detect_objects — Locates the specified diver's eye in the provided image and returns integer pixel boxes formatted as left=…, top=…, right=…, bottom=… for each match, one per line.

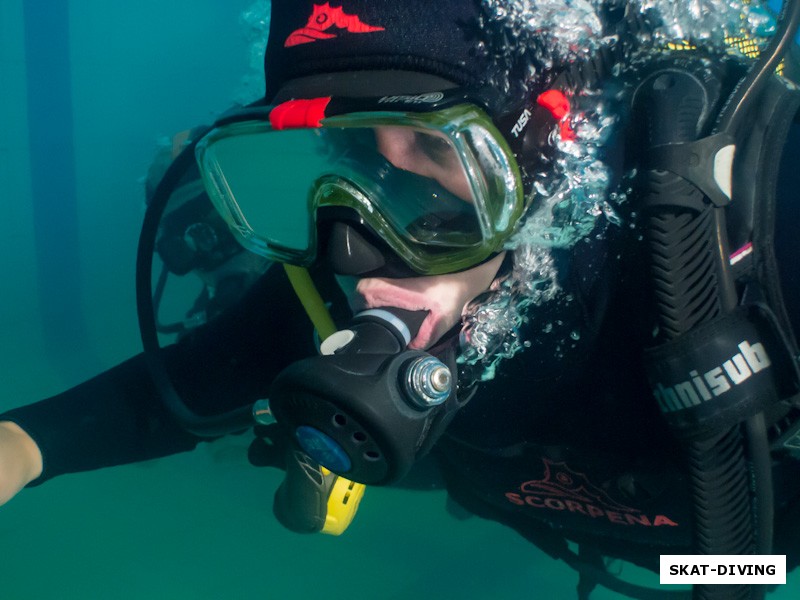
left=415, top=131, right=454, bottom=166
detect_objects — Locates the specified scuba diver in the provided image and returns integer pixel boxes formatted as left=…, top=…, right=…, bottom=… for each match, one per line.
left=2, top=0, right=800, bottom=597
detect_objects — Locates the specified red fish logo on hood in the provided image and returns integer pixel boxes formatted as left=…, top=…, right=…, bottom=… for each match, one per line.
left=285, top=3, right=385, bottom=47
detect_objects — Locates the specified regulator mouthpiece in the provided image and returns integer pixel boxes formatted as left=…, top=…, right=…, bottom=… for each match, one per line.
left=268, top=308, right=455, bottom=485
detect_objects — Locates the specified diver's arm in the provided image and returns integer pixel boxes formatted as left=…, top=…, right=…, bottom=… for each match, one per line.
left=0, top=421, right=43, bottom=506
left=0, top=263, right=337, bottom=504
left=0, top=354, right=202, bottom=495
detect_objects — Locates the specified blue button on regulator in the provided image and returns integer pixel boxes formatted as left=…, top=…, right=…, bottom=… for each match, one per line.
left=295, top=425, right=353, bottom=473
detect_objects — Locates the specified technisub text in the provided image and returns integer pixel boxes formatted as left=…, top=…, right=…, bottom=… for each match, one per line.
left=653, top=340, right=771, bottom=413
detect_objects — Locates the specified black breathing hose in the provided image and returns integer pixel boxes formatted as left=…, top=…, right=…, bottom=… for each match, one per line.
left=136, top=129, right=255, bottom=437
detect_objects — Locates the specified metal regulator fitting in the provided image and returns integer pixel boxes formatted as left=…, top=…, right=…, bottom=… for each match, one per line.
left=403, top=355, right=452, bottom=408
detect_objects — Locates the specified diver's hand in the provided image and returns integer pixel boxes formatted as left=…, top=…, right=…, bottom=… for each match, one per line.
left=0, top=421, right=43, bottom=506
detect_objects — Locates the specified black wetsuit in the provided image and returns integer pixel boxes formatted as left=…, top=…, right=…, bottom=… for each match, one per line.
left=4, top=103, right=800, bottom=582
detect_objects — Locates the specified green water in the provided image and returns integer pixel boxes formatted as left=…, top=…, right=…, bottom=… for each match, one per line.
left=0, top=1, right=797, bottom=598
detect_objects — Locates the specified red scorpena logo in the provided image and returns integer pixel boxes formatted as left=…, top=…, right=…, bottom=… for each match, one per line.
left=505, top=459, right=679, bottom=528
left=285, top=3, right=385, bottom=47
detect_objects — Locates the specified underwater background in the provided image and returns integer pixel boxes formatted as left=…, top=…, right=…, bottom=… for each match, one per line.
left=0, top=0, right=797, bottom=598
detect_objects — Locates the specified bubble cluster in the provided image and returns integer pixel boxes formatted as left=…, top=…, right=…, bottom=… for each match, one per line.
left=630, top=0, right=775, bottom=48
left=478, top=0, right=611, bottom=93
left=459, top=0, right=773, bottom=383
left=235, top=0, right=271, bottom=105
left=458, top=88, right=622, bottom=382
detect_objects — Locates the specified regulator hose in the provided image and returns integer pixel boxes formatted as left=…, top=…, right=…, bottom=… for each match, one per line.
left=136, top=128, right=256, bottom=436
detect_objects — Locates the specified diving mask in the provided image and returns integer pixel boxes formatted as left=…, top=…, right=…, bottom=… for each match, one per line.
left=194, top=91, right=526, bottom=275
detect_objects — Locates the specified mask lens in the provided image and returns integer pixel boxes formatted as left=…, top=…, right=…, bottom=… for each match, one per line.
left=196, top=104, right=522, bottom=273
left=332, top=126, right=482, bottom=247
left=198, top=123, right=325, bottom=261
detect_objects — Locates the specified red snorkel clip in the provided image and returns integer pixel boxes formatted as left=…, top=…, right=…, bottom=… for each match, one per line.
left=536, top=89, right=577, bottom=142
left=269, top=97, right=332, bottom=129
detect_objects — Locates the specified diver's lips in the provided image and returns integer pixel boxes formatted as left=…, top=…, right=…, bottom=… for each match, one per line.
left=355, top=280, right=443, bottom=350
left=354, top=254, right=506, bottom=350
left=285, top=28, right=337, bottom=47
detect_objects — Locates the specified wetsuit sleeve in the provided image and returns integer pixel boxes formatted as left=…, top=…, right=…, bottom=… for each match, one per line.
left=0, top=354, right=199, bottom=485
left=0, top=264, right=329, bottom=485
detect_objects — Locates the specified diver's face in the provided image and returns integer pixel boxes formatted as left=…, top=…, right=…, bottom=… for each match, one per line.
left=374, top=126, right=474, bottom=202
left=349, top=126, right=502, bottom=350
